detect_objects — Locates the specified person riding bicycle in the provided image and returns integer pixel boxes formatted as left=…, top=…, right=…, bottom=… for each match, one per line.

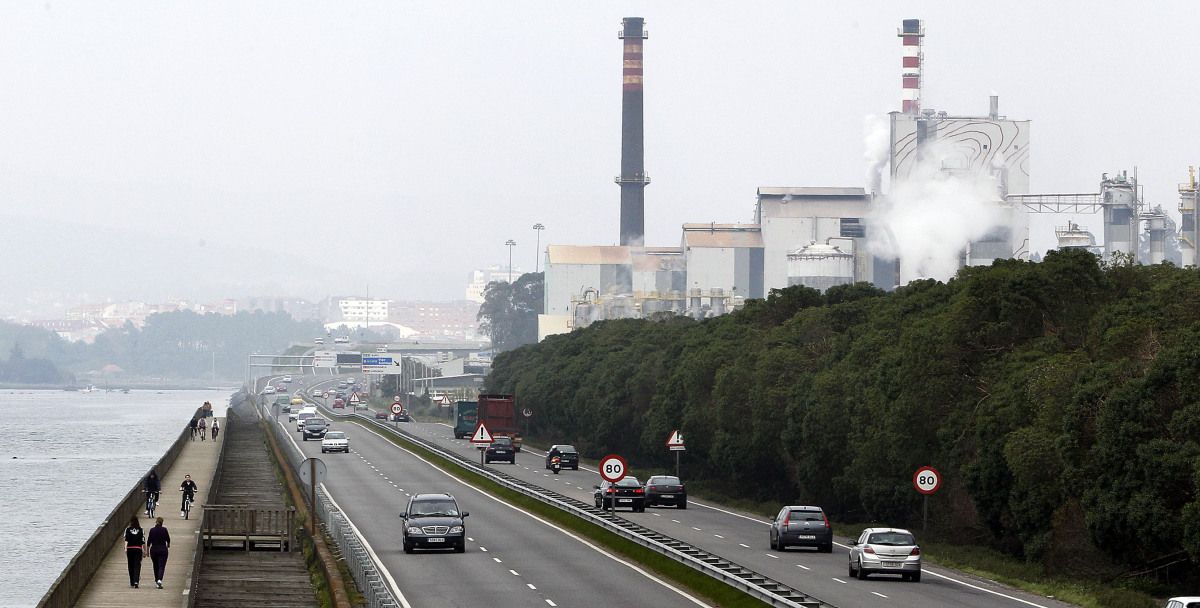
left=197, top=417, right=207, bottom=441
left=179, top=475, right=198, bottom=517
left=143, top=470, right=161, bottom=511
left=188, top=417, right=198, bottom=440
left=211, top=419, right=220, bottom=441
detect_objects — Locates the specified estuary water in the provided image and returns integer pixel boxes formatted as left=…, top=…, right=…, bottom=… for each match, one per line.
left=0, top=389, right=230, bottom=608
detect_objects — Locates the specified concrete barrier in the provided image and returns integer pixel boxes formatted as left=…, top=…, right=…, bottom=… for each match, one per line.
left=36, top=407, right=206, bottom=608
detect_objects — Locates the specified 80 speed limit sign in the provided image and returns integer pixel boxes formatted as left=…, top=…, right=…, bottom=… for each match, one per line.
left=599, top=454, right=627, bottom=483
left=913, top=466, right=942, bottom=495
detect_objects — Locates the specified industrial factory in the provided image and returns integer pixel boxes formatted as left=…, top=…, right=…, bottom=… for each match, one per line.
left=537, top=17, right=1194, bottom=340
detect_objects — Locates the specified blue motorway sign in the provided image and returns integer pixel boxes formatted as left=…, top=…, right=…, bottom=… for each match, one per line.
left=362, top=355, right=399, bottom=374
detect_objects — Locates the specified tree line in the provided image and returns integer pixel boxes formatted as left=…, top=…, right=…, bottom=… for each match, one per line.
left=484, top=249, right=1200, bottom=581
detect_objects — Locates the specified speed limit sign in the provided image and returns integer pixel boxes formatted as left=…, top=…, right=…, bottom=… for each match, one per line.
left=599, top=454, right=627, bottom=483
left=913, top=466, right=942, bottom=495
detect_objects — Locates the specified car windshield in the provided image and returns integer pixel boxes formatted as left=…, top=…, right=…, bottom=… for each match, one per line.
left=868, top=532, right=916, bottom=546
left=650, top=476, right=680, bottom=485
left=493, top=437, right=512, bottom=446
left=411, top=500, right=459, bottom=517
left=615, top=478, right=641, bottom=487
left=308, top=418, right=326, bottom=426
left=557, top=445, right=577, bottom=453
left=324, top=432, right=345, bottom=439
left=790, top=509, right=823, bottom=521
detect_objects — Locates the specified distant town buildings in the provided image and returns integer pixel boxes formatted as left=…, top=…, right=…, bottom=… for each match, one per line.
left=465, top=265, right=524, bottom=303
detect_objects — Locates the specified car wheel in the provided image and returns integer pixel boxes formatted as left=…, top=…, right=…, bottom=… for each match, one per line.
left=321, top=448, right=326, bottom=453
left=302, top=436, right=307, bottom=441
left=856, top=561, right=868, bottom=580
left=821, top=543, right=832, bottom=553
left=454, top=542, right=465, bottom=554
left=770, top=535, right=778, bottom=551
left=911, top=571, right=921, bottom=583
left=403, top=542, right=413, bottom=554
left=679, top=501, right=687, bottom=510
left=848, top=560, right=856, bottom=577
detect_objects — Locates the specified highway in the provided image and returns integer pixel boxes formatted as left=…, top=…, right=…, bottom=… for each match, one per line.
left=267, top=397, right=710, bottom=608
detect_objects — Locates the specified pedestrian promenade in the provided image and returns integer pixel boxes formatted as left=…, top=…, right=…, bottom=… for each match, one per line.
left=74, top=419, right=225, bottom=607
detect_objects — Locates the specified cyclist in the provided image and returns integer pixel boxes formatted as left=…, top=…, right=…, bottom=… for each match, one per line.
left=188, top=417, right=198, bottom=441
left=179, top=474, right=198, bottom=518
left=143, top=470, right=161, bottom=517
left=197, top=417, right=207, bottom=442
left=211, top=419, right=220, bottom=441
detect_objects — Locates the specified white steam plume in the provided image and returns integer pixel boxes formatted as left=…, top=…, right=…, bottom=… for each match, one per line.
left=868, top=138, right=1009, bottom=283
left=863, top=115, right=890, bottom=195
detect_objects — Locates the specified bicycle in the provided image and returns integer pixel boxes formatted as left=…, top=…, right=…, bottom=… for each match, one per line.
left=182, top=492, right=195, bottom=520
left=144, top=491, right=159, bottom=518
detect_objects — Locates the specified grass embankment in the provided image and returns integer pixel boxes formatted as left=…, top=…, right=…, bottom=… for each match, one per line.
left=345, top=417, right=774, bottom=608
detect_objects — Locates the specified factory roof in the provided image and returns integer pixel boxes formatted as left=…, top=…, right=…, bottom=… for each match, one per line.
left=757, top=187, right=868, bottom=198
left=546, top=245, right=632, bottom=265
left=681, top=224, right=764, bottom=248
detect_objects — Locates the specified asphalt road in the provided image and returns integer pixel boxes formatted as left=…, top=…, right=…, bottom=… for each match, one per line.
left=373, top=415, right=1080, bottom=608
left=271, top=408, right=709, bottom=608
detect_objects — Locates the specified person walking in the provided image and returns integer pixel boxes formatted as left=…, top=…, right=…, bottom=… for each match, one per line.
left=179, top=474, right=198, bottom=517
left=147, top=517, right=171, bottom=589
left=211, top=419, right=220, bottom=441
left=197, top=417, right=207, bottom=441
left=124, top=516, right=145, bottom=588
left=188, top=416, right=198, bottom=441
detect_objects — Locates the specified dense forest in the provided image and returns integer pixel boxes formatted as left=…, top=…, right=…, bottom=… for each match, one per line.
left=0, top=310, right=322, bottom=383
left=485, top=249, right=1200, bottom=580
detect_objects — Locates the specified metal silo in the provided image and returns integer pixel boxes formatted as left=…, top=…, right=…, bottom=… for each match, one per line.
left=1101, top=172, right=1139, bottom=260
left=787, top=243, right=855, bottom=293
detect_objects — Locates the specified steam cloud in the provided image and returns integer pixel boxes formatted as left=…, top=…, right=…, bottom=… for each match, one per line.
left=863, top=115, right=890, bottom=195
left=867, top=135, right=1010, bottom=283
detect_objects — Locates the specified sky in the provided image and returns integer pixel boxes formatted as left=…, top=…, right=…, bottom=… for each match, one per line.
left=2, top=1, right=1198, bottom=307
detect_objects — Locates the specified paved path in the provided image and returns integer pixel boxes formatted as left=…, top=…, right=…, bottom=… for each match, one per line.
left=75, top=419, right=225, bottom=607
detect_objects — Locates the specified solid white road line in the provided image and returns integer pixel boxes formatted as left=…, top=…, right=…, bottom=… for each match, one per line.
left=318, top=484, right=412, bottom=608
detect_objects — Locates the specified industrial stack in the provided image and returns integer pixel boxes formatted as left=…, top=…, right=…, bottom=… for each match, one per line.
left=617, top=17, right=650, bottom=247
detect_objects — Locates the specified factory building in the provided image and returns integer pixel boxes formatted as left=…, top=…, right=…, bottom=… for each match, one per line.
left=754, top=187, right=880, bottom=291
left=681, top=224, right=764, bottom=300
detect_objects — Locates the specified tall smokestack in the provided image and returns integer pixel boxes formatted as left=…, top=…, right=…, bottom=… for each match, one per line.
left=899, top=19, right=924, bottom=114
left=617, top=17, right=649, bottom=247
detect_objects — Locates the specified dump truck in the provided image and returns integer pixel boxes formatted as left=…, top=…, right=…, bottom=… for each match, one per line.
left=455, top=394, right=522, bottom=451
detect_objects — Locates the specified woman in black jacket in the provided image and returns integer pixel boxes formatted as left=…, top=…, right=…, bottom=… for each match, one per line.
left=124, top=516, right=145, bottom=588
left=147, top=517, right=171, bottom=589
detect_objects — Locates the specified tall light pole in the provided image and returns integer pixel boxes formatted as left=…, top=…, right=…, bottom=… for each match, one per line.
left=505, top=239, right=517, bottom=282
left=532, top=223, right=545, bottom=273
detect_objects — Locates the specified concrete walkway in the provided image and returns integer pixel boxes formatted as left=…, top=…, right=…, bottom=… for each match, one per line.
left=75, top=419, right=225, bottom=608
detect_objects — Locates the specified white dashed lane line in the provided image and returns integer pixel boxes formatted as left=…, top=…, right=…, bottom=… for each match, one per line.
left=796, top=564, right=810, bottom=571
left=872, top=592, right=888, bottom=598
left=832, top=578, right=847, bottom=584
left=546, top=600, right=557, bottom=607
left=713, top=534, right=724, bottom=539
left=509, top=569, right=520, bottom=576
left=766, top=554, right=779, bottom=559
left=493, top=557, right=502, bottom=563
left=738, top=543, right=750, bottom=548
left=527, top=584, right=537, bottom=590
left=691, top=527, right=701, bottom=531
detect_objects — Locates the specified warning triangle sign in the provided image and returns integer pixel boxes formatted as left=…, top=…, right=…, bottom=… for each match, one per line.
left=471, top=422, right=494, bottom=444
left=666, top=430, right=685, bottom=449
left=349, top=392, right=361, bottom=404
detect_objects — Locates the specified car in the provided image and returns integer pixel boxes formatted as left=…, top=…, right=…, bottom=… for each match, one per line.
left=770, top=505, right=831, bottom=552
left=848, top=527, right=922, bottom=582
left=393, top=410, right=412, bottom=422
left=484, top=437, right=516, bottom=463
left=312, top=389, right=324, bottom=398
left=400, top=493, right=468, bottom=553
left=262, top=386, right=276, bottom=395
left=335, top=391, right=347, bottom=399
left=290, top=397, right=304, bottom=406
left=302, top=417, right=329, bottom=441
left=374, top=410, right=390, bottom=420
left=334, top=336, right=349, bottom=344
left=347, top=377, right=357, bottom=384
left=282, top=376, right=292, bottom=383
left=337, top=382, right=348, bottom=390
left=296, top=407, right=318, bottom=431
left=645, top=475, right=687, bottom=509
left=314, top=337, right=324, bottom=344
left=280, top=404, right=292, bottom=414
left=1165, top=598, right=1200, bottom=608
left=333, top=398, right=345, bottom=409
left=545, top=445, right=579, bottom=470
left=594, top=477, right=645, bottom=512
left=275, top=386, right=288, bottom=394
left=321, top=430, right=350, bottom=453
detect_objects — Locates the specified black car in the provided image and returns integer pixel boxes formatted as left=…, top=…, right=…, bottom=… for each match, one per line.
left=302, top=417, right=329, bottom=441
left=770, top=505, right=833, bottom=552
left=393, top=411, right=412, bottom=422
left=485, top=437, right=516, bottom=464
left=400, top=493, right=468, bottom=553
left=594, top=477, right=645, bottom=512
left=545, top=445, right=579, bottom=470
left=644, top=475, right=687, bottom=509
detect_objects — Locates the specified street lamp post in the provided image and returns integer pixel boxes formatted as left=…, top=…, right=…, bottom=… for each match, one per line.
left=532, top=223, right=545, bottom=273
left=505, top=239, right=517, bottom=282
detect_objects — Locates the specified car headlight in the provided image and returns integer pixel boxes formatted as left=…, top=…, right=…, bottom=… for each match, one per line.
left=406, top=527, right=422, bottom=535
left=449, top=526, right=464, bottom=534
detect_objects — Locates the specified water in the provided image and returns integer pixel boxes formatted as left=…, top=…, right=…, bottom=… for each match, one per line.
left=0, top=389, right=230, bottom=608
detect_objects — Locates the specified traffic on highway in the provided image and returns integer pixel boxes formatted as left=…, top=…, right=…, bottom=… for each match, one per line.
left=255, top=372, right=1080, bottom=608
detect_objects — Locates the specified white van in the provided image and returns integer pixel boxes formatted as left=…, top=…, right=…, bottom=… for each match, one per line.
left=296, top=407, right=319, bottom=432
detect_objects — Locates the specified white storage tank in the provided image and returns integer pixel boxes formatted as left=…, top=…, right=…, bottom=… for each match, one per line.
left=787, top=243, right=854, bottom=293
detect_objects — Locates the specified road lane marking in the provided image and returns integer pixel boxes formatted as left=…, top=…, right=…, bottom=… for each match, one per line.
left=766, top=554, right=779, bottom=559
left=671, top=519, right=681, bottom=523
left=480, top=547, right=488, bottom=552
left=922, top=569, right=1056, bottom=608
left=713, top=534, right=724, bottom=539
left=872, top=592, right=888, bottom=598
left=318, top=484, right=412, bottom=608
left=796, top=564, right=810, bottom=570
left=527, top=584, right=536, bottom=590
left=691, top=527, right=701, bottom=531
left=545, top=601, right=557, bottom=607
left=832, top=578, right=847, bottom=584
left=509, top=569, right=520, bottom=576
left=493, top=557, right=502, bottom=563
left=739, top=543, right=750, bottom=548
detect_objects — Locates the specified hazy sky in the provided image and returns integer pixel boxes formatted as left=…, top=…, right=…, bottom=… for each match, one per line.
left=3, top=1, right=1197, bottom=303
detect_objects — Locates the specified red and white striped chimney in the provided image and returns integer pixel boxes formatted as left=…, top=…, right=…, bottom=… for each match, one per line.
left=899, top=19, right=924, bottom=114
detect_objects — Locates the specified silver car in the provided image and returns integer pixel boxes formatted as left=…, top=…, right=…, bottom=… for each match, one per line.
left=848, top=527, right=922, bottom=582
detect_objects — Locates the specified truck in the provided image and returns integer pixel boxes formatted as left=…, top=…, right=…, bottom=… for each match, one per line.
left=454, top=395, right=523, bottom=449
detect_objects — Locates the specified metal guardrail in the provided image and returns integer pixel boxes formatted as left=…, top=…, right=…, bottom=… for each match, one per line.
left=307, top=400, right=834, bottom=608
left=256, top=400, right=402, bottom=608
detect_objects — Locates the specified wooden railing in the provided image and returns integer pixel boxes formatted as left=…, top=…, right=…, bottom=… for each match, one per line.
left=201, top=505, right=295, bottom=551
